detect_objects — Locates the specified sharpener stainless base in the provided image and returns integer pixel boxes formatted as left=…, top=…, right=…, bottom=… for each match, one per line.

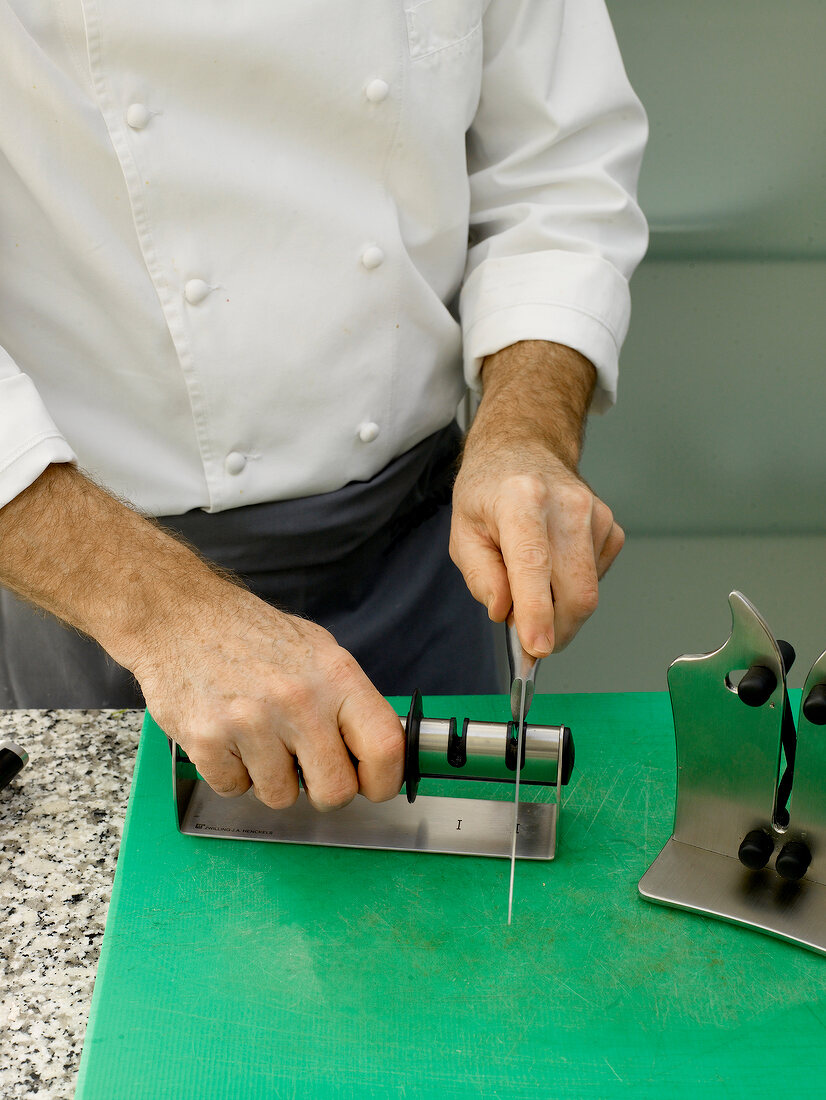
left=640, top=591, right=826, bottom=956
left=171, top=694, right=574, bottom=860
left=175, top=773, right=559, bottom=859
left=639, top=838, right=826, bottom=955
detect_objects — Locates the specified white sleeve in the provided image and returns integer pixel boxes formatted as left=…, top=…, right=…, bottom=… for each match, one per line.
left=0, top=346, right=76, bottom=509
left=460, top=0, right=649, bottom=411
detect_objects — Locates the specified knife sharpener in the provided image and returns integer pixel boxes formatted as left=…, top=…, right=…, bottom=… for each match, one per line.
left=171, top=689, right=574, bottom=859
left=639, top=590, right=826, bottom=956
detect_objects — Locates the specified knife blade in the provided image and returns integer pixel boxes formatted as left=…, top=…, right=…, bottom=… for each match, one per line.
left=506, top=619, right=540, bottom=924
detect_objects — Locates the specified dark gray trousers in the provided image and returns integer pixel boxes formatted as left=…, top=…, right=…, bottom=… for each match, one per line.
left=0, top=424, right=500, bottom=708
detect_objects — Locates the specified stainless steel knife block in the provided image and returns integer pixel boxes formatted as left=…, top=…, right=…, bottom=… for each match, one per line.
left=171, top=690, right=575, bottom=860
left=639, top=591, right=826, bottom=956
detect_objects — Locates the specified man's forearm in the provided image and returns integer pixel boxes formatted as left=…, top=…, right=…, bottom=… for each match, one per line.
left=0, top=462, right=406, bottom=807
left=0, top=463, right=220, bottom=673
left=469, top=340, right=597, bottom=470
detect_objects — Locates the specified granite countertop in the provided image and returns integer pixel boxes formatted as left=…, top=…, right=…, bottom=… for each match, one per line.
left=0, top=709, right=143, bottom=1100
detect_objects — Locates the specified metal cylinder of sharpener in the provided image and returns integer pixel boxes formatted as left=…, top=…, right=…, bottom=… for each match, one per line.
left=418, top=718, right=569, bottom=786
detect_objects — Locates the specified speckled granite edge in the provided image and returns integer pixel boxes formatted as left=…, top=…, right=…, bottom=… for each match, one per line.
left=0, top=710, right=143, bottom=1100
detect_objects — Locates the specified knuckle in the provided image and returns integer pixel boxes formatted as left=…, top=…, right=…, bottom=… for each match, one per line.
left=570, top=584, right=600, bottom=621
left=182, top=729, right=219, bottom=764
left=505, top=474, right=550, bottom=510
left=325, top=647, right=363, bottom=695
left=371, top=725, right=406, bottom=769
left=223, top=696, right=267, bottom=733
left=286, top=678, right=317, bottom=719
left=314, top=774, right=358, bottom=812
left=521, top=591, right=553, bottom=615
left=562, top=485, right=595, bottom=522
left=253, top=781, right=298, bottom=810
left=461, top=563, right=486, bottom=595
left=210, top=775, right=251, bottom=799
left=514, top=541, right=552, bottom=570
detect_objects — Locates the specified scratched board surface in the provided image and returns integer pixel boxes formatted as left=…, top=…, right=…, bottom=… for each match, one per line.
left=76, top=694, right=826, bottom=1099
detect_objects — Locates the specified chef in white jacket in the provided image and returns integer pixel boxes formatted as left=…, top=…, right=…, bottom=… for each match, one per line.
left=0, top=0, right=647, bottom=811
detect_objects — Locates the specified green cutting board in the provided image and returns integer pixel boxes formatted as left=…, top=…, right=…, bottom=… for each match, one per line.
left=76, top=694, right=826, bottom=1099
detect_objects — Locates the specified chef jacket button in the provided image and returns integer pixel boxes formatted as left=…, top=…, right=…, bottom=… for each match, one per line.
left=360, top=246, right=385, bottom=270
left=184, top=279, right=212, bottom=305
left=225, top=451, right=247, bottom=476
left=365, top=78, right=390, bottom=104
left=357, top=421, right=380, bottom=444
left=125, top=103, right=151, bottom=130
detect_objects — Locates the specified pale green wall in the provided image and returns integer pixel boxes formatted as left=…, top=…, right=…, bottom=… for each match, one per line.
left=530, top=4, right=826, bottom=691
left=586, top=1, right=826, bottom=536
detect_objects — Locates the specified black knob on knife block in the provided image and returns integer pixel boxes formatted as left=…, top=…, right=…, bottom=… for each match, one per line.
left=738, top=829, right=774, bottom=871
left=777, top=640, right=796, bottom=674
left=775, top=840, right=812, bottom=882
left=738, top=665, right=777, bottom=708
left=803, top=683, right=826, bottom=726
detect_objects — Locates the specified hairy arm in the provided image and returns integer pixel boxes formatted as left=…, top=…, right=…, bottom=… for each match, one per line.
left=450, top=340, right=624, bottom=657
left=0, top=464, right=405, bottom=807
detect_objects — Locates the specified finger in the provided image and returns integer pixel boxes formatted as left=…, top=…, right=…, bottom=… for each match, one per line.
left=289, top=719, right=360, bottom=812
left=596, top=521, right=625, bottom=579
left=547, top=523, right=601, bottom=652
left=338, top=681, right=406, bottom=803
left=184, top=735, right=253, bottom=799
left=242, top=736, right=302, bottom=809
left=498, top=507, right=555, bottom=657
left=449, top=518, right=512, bottom=622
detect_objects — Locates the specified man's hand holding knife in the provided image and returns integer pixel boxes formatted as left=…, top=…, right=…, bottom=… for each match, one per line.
left=450, top=339, right=624, bottom=663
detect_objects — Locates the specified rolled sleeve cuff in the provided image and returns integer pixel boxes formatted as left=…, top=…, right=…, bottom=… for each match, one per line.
left=460, top=250, right=632, bottom=414
left=0, top=374, right=77, bottom=509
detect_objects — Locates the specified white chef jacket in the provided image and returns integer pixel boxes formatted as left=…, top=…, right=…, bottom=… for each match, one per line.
left=0, top=0, right=648, bottom=516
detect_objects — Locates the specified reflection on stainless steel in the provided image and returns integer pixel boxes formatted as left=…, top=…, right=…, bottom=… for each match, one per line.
left=669, top=591, right=785, bottom=856
left=417, top=718, right=452, bottom=779
left=506, top=618, right=539, bottom=723
left=506, top=618, right=545, bottom=923
left=639, top=839, right=826, bottom=955
left=787, top=648, right=826, bottom=883
left=417, top=719, right=563, bottom=785
left=174, top=774, right=557, bottom=860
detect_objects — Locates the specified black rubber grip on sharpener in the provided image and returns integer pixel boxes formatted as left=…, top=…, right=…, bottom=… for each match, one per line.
left=803, top=682, right=826, bottom=726
left=738, top=828, right=774, bottom=871
left=738, top=664, right=777, bottom=708
left=559, top=728, right=575, bottom=785
left=777, top=640, right=796, bottom=675
left=404, top=689, right=423, bottom=804
left=449, top=718, right=466, bottom=768
left=505, top=722, right=526, bottom=771
left=776, top=840, right=812, bottom=882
